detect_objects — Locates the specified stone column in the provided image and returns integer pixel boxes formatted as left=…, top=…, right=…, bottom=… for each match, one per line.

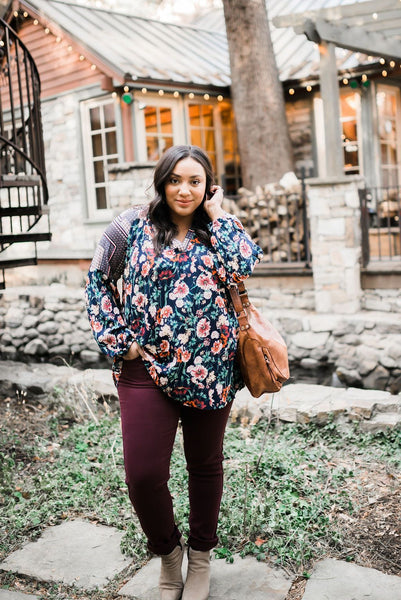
left=307, top=176, right=363, bottom=314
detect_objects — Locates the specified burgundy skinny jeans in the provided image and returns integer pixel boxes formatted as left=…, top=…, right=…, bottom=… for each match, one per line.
left=118, top=357, right=232, bottom=555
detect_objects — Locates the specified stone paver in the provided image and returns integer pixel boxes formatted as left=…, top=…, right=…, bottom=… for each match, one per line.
left=0, top=592, right=38, bottom=600
left=118, top=554, right=291, bottom=599
left=0, top=520, right=130, bottom=590
left=302, top=559, right=401, bottom=600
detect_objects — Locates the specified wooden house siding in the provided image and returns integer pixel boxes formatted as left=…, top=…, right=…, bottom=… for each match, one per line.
left=18, top=19, right=102, bottom=98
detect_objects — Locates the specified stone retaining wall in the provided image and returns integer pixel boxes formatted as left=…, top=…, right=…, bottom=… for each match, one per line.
left=1, top=285, right=400, bottom=394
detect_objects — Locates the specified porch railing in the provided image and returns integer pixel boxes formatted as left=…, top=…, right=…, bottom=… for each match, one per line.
left=359, top=186, right=401, bottom=267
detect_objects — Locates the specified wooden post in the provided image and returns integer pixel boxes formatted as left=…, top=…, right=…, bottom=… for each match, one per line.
left=318, top=41, right=344, bottom=177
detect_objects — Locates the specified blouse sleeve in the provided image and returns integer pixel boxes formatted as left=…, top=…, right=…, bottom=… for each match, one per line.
left=208, top=213, right=263, bottom=285
left=85, top=207, right=140, bottom=358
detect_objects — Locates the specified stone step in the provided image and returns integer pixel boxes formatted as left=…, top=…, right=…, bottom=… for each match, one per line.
left=359, top=412, right=401, bottom=433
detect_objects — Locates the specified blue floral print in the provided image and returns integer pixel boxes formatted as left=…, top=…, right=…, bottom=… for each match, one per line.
left=85, top=206, right=263, bottom=410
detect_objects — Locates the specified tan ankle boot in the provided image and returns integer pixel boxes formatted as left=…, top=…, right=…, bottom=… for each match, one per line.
left=182, top=547, right=210, bottom=600
left=159, top=537, right=185, bottom=600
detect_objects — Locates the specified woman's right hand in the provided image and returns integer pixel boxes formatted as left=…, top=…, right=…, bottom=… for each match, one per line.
left=123, top=341, right=144, bottom=361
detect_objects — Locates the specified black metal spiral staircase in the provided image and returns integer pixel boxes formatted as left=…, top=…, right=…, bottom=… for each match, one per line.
left=0, top=15, right=51, bottom=289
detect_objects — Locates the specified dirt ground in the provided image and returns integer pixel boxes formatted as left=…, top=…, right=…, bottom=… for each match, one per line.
left=1, top=393, right=400, bottom=600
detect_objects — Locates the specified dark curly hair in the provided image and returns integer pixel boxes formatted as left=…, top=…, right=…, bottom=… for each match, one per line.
left=148, top=145, right=215, bottom=254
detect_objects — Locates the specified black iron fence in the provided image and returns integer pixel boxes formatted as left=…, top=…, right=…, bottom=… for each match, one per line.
left=359, top=186, right=401, bottom=267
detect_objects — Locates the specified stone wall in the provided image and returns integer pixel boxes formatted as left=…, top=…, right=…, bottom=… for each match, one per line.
left=1, top=285, right=400, bottom=394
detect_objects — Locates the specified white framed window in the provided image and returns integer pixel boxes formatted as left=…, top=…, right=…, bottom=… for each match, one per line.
left=340, top=89, right=362, bottom=176
left=376, top=85, right=401, bottom=187
left=134, top=94, right=183, bottom=162
left=81, top=95, right=121, bottom=218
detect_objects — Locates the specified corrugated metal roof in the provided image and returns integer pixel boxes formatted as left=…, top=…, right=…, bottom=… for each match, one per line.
left=20, top=0, right=394, bottom=89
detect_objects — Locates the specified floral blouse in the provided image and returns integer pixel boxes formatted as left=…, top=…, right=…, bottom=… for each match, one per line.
left=85, top=205, right=263, bottom=410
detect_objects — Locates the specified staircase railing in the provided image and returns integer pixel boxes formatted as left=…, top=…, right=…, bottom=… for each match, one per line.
left=0, top=15, right=50, bottom=288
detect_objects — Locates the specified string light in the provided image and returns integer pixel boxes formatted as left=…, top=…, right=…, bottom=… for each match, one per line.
left=390, top=60, right=396, bottom=68
left=141, top=87, right=147, bottom=94
left=79, top=55, right=85, bottom=61
left=188, top=92, right=195, bottom=99
left=44, top=27, right=50, bottom=34
left=33, top=19, right=38, bottom=25
left=289, top=88, right=295, bottom=95
left=173, top=91, right=179, bottom=98
left=382, top=70, right=388, bottom=77
left=158, top=89, right=164, bottom=96
left=306, top=85, right=312, bottom=92
left=123, top=85, right=129, bottom=92
left=372, top=12, right=378, bottom=20
left=204, top=93, right=210, bottom=100
left=380, top=58, right=386, bottom=65
left=23, top=11, right=28, bottom=17
left=13, top=11, right=18, bottom=17
left=217, top=95, right=224, bottom=101
left=112, top=91, right=117, bottom=98
left=90, top=64, right=96, bottom=70
left=56, top=36, right=61, bottom=43
left=343, top=77, right=349, bottom=85
left=67, top=45, right=72, bottom=52
left=361, top=74, right=367, bottom=82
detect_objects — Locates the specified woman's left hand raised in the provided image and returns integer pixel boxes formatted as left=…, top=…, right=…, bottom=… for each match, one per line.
left=204, top=185, right=226, bottom=221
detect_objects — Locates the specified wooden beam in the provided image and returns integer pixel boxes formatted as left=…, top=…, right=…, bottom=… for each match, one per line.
left=273, top=0, right=398, bottom=29
left=311, top=18, right=401, bottom=60
left=318, top=41, right=343, bottom=177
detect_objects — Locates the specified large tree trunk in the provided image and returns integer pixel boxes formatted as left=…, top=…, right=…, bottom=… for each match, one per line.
left=222, top=0, right=294, bottom=188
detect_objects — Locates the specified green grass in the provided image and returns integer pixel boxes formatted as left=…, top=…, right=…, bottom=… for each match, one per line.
left=1, top=412, right=400, bottom=573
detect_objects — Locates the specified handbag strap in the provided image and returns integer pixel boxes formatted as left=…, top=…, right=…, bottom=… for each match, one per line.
left=228, top=283, right=250, bottom=331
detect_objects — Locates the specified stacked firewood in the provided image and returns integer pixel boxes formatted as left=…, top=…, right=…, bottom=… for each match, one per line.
left=223, top=176, right=306, bottom=263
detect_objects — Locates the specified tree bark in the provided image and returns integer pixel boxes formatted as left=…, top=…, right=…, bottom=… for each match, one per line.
left=222, top=0, right=294, bottom=188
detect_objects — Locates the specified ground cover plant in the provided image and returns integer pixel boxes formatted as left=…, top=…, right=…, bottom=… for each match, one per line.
left=0, top=390, right=400, bottom=599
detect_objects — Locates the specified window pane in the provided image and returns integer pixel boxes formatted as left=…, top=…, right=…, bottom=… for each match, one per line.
left=205, top=130, right=215, bottom=153
left=94, top=160, right=104, bottom=183
left=108, top=157, right=118, bottom=165
left=201, top=105, right=214, bottom=128
left=190, top=129, right=202, bottom=147
left=343, top=121, right=357, bottom=142
left=144, top=107, right=158, bottom=133
left=106, top=130, right=117, bottom=155
left=188, top=104, right=201, bottom=126
left=147, top=136, right=160, bottom=161
left=90, top=107, right=101, bottom=130
left=343, top=146, right=358, bottom=169
left=96, top=186, right=107, bottom=210
left=160, top=108, right=172, bottom=134
left=91, top=133, right=103, bottom=157
left=103, top=103, right=115, bottom=129
left=161, top=136, right=174, bottom=154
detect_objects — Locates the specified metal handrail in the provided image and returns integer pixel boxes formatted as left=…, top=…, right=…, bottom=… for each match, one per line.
left=0, top=15, right=49, bottom=252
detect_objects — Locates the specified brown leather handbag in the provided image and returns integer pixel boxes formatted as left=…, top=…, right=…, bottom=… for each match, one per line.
left=229, top=282, right=290, bottom=397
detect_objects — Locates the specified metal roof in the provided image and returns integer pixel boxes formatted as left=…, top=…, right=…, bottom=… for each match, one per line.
left=20, top=0, right=394, bottom=89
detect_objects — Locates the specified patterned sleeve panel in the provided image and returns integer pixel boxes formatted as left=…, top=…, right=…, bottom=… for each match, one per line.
left=208, top=214, right=263, bottom=285
left=85, top=207, right=141, bottom=358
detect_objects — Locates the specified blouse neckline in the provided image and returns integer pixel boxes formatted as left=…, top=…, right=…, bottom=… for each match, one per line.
left=171, top=228, right=194, bottom=252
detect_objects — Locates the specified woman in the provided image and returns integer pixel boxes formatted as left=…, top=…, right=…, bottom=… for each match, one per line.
left=85, top=145, right=262, bottom=600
